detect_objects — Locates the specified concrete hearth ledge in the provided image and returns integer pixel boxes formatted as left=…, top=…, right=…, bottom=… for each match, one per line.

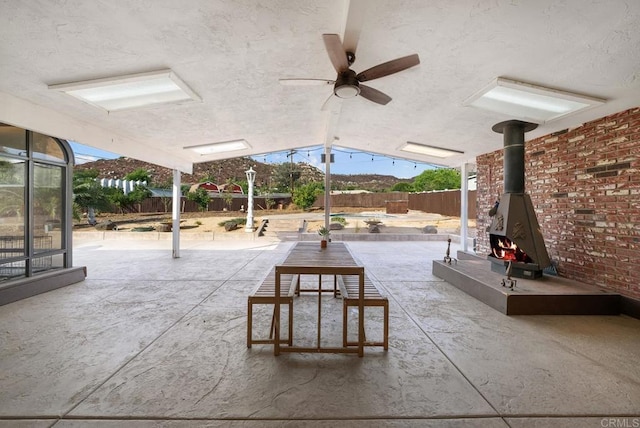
left=433, top=256, right=620, bottom=315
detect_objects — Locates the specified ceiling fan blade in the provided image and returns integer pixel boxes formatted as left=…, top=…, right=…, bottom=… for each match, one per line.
left=359, top=85, right=392, bottom=105
left=356, top=54, right=420, bottom=82
left=321, top=93, right=342, bottom=112
left=279, top=78, right=335, bottom=86
left=342, top=0, right=367, bottom=55
left=322, top=34, right=349, bottom=73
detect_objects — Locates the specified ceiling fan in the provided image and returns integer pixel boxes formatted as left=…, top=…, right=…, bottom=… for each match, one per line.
left=280, top=34, right=420, bottom=108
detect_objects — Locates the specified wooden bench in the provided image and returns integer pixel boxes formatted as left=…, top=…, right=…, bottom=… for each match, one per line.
left=247, top=267, right=299, bottom=348
left=337, top=274, right=389, bottom=350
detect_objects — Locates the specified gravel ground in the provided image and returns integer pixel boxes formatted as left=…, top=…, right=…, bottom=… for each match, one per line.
left=74, top=208, right=476, bottom=236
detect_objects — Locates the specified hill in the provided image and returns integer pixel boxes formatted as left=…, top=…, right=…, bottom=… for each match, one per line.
left=75, top=157, right=412, bottom=192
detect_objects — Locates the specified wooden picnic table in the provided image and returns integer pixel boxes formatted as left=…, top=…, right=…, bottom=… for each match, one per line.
left=274, top=242, right=365, bottom=357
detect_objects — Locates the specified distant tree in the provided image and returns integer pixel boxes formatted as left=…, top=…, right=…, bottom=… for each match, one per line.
left=272, top=162, right=301, bottom=192
left=124, top=168, right=151, bottom=184
left=238, top=179, right=249, bottom=195
left=222, top=191, right=234, bottom=210
left=72, top=169, right=112, bottom=224
left=391, top=182, right=414, bottom=192
left=0, top=160, right=22, bottom=184
left=265, top=197, right=275, bottom=210
left=187, top=187, right=210, bottom=212
left=127, top=185, right=152, bottom=212
left=102, top=185, right=151, bottom=214
left=105, top=188, right=128, bottom=214
left=292, top=182, right=323, bottom=210
left=154, top=179, right=173, bottom=213
left=412, top=168, right=461, bottom=191
left=74, top=168, right=100, bottom=182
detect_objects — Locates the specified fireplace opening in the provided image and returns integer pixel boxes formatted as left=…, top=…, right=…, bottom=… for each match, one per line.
left=489, top=234, right=532, bottom=263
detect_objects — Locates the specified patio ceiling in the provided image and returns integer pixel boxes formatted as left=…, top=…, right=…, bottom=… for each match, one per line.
left=1, top=1, right=639, bottom=173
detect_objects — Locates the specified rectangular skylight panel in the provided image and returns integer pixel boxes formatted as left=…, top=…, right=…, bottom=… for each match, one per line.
left=49, top=70, right=200, bottom=112
left=483, top=86, right=583, bottom=113
left=184, top=140, right=250, bottom=155
left=400, top=142, right=464, bottom=158
left=464, top=77, right=605, bottom=123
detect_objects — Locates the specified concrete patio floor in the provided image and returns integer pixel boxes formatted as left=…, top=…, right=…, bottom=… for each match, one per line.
left=1, top=237, right=639, bottom=427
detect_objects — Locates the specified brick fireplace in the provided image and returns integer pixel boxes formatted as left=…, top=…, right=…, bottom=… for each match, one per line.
left=476, top=107, right=640, bottom=301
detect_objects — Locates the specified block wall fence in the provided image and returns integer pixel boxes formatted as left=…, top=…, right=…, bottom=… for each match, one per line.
left=476, top=107, right=640, bottom=299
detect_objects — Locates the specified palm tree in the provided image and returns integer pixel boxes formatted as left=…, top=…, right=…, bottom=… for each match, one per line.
left=72, top=170, right=111, bottom=225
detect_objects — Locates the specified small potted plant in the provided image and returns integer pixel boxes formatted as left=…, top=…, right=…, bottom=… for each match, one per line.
left=318, top=226, right=330, bottom=248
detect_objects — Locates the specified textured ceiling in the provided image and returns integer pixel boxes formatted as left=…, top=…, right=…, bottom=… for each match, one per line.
left=1, top=0, right=639, bottom=173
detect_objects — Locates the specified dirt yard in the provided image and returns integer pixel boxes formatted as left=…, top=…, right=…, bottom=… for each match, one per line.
left=75, top=207, right=475, bottom=235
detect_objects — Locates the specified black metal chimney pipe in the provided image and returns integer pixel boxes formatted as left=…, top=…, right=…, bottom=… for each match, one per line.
left=492, top=120, right=538, bottom=194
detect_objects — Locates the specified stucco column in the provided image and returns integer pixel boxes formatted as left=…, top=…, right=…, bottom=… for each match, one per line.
left=172, top=169, right=181, bottom=259
left=460, top=162, right=469, bottom=253
left=324, top=146, right=331, bottom=233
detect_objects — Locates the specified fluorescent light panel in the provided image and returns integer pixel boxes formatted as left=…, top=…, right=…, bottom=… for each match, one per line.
left=400, top=142, right=464, bottom=158
left=184, top=139, right=250, bottom=155
left=464, top=77, right=605, bottom=123
left=49, top=69, right=200, bottom=112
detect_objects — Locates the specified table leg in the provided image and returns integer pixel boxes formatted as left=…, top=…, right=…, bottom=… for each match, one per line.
left=275, top=269, right=281, bottom=356
left=358, top=271, right=364, bottom=357
left=317, top=274, right=322, bottom=349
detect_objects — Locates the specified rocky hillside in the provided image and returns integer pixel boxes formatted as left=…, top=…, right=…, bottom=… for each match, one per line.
left=75, top=157, right=412, bottom=192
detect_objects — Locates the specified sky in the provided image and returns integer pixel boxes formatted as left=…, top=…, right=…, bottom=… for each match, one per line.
left=69, top=142, right=439, bottom=179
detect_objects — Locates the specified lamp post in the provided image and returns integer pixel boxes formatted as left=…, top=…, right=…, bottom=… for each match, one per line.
left=245, top=166, right=256, bottom=233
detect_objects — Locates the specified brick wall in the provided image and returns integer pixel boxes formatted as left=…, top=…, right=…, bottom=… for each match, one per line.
left=476, top=107, right=640, bottom=299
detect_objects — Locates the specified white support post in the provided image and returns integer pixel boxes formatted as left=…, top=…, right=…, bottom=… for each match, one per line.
left=172, top=169, right=181, bottom=259
left=324, top=146, right=331, bottom=234
left=460, top=162, right=469, bottom=253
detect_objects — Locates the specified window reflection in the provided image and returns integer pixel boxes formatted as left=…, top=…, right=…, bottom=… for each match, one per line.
left=0, top=259, right=25, bottom=282
left=32, top=254, right=63, bottom=274
left=34, top=163, right=63, bottom=252
left=32, top=132, right=66, bottom=162
left=0, top=157, right=26, bottom=258
left=0, top=124, right=27, bottom=157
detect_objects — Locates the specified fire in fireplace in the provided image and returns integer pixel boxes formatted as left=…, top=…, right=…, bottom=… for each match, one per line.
left=487, top=120, right=551, bottom=279
left=490, top=235, right=532, bottom=263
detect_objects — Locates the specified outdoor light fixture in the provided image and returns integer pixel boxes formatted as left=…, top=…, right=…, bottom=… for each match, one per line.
left=245, top=167, right=256, bottom=233
left=49, top=69, right=201, bottom=112
left=334, top=71, right=361, bottom=98
left=184, top=139, right=250, bottom=156
left=463, top=77, right=605, bottom=123
left=334, top=84, right=360, bottom=98
left=400, top=142, right=464, bottom=158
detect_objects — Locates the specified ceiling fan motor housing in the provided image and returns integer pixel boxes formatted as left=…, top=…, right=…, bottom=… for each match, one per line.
left=334, top=69, right=360, bottom=98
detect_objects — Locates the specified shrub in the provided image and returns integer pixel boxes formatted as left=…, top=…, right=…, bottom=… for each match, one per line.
left=217, top=217, right=247, bottom=227
left=186, top=188, right=210, bottom=212
left=265, top=198, right=275, bottom=210
left=331, top=216, right=347, bottom=225
left=292, top=182, right=323, bottom=210
left=390, top=182, right=414, bottom=192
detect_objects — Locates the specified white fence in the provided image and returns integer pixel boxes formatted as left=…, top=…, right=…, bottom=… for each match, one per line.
left=99, top=179, right=147, bottom=195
